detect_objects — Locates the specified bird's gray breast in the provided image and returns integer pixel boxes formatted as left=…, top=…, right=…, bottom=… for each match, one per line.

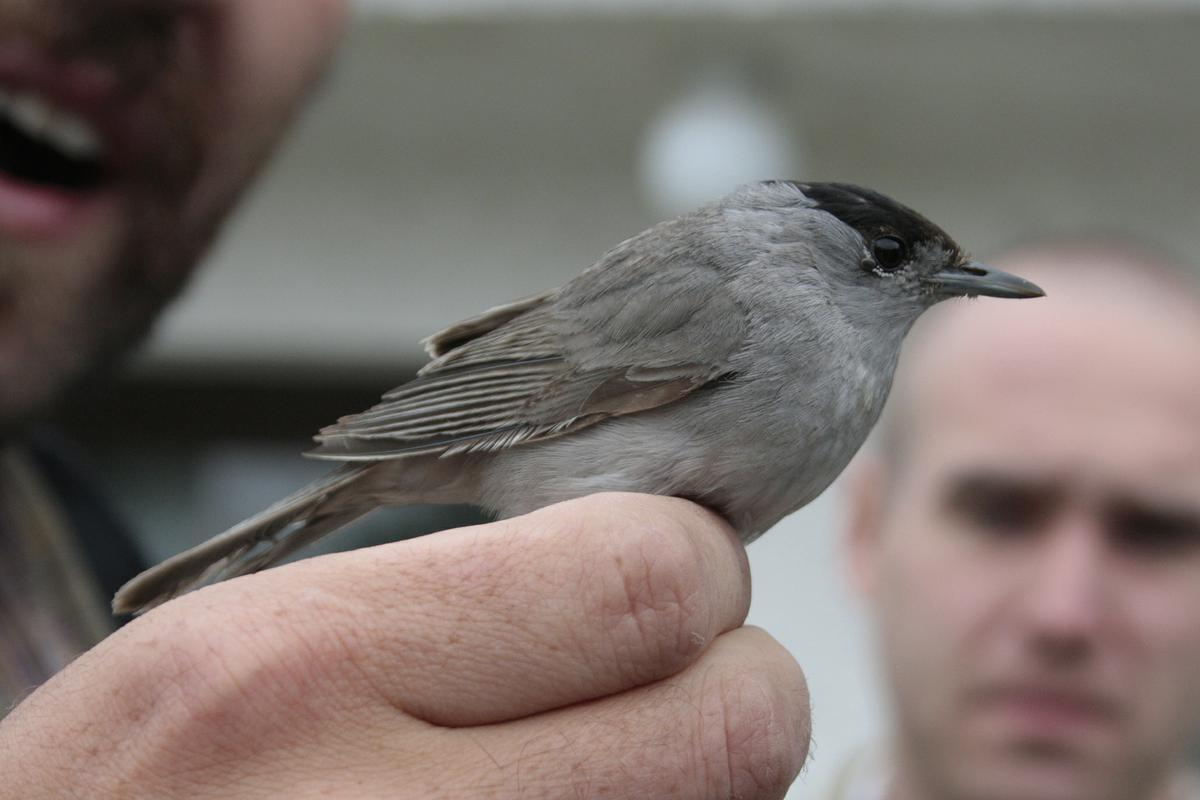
left=678, top=313, right=899, bottom=538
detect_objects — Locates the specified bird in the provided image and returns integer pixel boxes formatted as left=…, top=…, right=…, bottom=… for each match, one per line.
left=113, top=181, right=1044, bottom=614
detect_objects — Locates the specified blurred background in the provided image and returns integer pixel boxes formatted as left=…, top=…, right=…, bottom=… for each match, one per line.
left=53, top=1, right=1200, bottom=795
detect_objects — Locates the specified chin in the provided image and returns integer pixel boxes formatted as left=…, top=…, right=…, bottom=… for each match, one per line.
left=948, top=742, right=1125, bottom=800
left=964, top=772, right=1104, bottom=800
left=0, top=350, right=82, bottom=428
left=0, top=299, right=140, bottom=430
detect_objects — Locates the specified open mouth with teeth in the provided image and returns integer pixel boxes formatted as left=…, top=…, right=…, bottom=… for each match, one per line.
left=0, top=86, right=107, bottom=192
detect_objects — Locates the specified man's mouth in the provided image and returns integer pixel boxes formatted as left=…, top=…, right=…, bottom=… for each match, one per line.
left=0, top=47, right=127, bottom=239
left=0, top=1, right=216, bottom=241
left=974, top=683, right=1122, bottom=741
left=0, top=84, right=107, bottom=191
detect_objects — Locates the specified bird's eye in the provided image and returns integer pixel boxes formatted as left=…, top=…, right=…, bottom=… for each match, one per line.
left=871, top=236, right=907, bottom=271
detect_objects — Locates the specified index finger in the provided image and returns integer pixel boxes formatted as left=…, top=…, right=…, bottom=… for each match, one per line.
left=167, top=492, right=751, bottom=727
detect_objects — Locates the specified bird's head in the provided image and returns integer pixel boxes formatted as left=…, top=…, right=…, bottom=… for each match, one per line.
left=728, top=181, right=1044, bottom=331
left=799, top=180, right=1042, bottom=298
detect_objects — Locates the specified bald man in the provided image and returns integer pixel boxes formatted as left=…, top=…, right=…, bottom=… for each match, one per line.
left=839, top=240, right=1200, bottom=800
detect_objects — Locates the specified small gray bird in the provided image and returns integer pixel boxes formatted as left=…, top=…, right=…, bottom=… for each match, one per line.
left=114, top=181, right=1042, bottom=614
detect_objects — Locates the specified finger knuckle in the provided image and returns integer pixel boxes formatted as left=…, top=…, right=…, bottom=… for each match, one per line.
left=585, top=499, right=716, bottom=679
left=707, top=644, right=810, bottom=798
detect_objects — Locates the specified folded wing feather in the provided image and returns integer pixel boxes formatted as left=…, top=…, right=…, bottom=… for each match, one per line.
left=309, top=250, right=746, bottom=462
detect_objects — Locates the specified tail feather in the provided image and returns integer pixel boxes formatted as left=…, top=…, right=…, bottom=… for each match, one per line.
left=113, top=465, right=370, bottom=615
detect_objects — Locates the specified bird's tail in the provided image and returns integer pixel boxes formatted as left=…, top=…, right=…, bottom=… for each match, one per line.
left=112, top=464, right=373, bottom=616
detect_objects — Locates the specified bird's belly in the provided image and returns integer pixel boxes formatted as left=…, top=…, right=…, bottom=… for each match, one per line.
left=479, top=365, right=889, bottom=540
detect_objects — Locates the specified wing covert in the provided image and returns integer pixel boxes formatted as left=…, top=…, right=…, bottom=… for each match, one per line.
left=309, top=248, right=746, bottom=461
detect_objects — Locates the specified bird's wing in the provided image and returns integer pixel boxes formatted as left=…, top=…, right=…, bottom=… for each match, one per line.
left=308, top=257, right=746, bottom=461
left=420, top=289, right=558, bottom=359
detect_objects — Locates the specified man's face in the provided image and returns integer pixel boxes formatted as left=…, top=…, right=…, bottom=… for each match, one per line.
left=851, top=270, right=1200, bottom=800
left=0, top=0, right=346, bottom=425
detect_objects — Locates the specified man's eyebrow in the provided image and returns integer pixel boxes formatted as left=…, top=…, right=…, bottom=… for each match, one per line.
left=1101, top=493, right=1200, bottom=554
left=1105, top=492, right=1200, bottom=524
left=945, top=467, right=1064, bottom=490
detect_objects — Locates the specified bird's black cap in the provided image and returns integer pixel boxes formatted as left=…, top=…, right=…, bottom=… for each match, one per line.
left=780, top=181, right=964, bottom=262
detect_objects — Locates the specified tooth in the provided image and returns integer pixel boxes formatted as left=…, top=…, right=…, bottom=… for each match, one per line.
left=9, top=92, right=51, bottom=137
left=44, top=112, right=102, bottom=159
left=0, top=87, right=105, bottom=161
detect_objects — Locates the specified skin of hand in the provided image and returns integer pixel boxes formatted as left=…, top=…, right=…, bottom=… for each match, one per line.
left=0, top=494, right=810, bottom=799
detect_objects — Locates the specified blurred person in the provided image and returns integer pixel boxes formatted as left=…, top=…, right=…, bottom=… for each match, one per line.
left=0, top=0, right=349, bottom=709
left=0, top=2, right=810, bottom=796
left=840, top=239, right=1200, bottom=800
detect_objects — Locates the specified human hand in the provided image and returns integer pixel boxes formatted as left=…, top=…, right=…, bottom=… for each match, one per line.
left=0, top=493, right=809, bottom=799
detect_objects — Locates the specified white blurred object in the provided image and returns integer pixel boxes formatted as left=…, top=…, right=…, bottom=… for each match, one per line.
left=638, top=67, right=799, bottom=217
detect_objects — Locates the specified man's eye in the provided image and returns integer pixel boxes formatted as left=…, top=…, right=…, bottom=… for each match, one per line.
left=963, top=495, right=1041, bottom=534
left=1107, top=503, right=1200, bottom=556
left=944, top=477, right=1054, bottom=539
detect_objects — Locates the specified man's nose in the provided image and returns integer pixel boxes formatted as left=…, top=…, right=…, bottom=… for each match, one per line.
left=1020, top=511, right=1107, bottom=664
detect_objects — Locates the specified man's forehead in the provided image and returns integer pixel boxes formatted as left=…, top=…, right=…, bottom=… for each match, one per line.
left=901, top=247, right=1200, bottom=387
left=889, top=250, right=1200, bottom=477
left=908, top=293, right=1200, bottom=390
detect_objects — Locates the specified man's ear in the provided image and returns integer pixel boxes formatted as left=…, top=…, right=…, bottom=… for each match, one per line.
left=843, top=454, right=887, bottom=599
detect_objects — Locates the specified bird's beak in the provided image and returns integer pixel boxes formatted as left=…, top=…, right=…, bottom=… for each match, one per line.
left=929, top=261, right=1045, bottom=299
